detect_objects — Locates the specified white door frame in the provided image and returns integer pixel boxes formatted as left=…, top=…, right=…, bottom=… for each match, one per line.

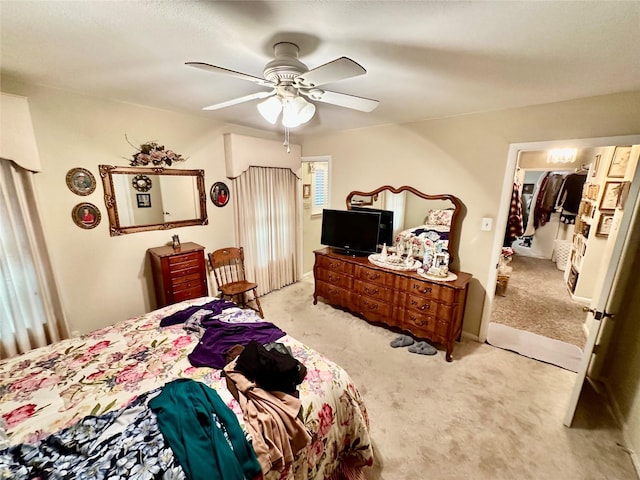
left=479, top=134, right=640, bottom=343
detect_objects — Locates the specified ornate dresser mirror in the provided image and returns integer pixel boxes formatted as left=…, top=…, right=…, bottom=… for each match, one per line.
left=99, top=165, right=207, bottom=236
left=346, top=185, right=463, bottom=265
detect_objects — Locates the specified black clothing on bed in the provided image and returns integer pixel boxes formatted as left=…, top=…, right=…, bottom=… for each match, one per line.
left=234, top=340, right=307, bottom=395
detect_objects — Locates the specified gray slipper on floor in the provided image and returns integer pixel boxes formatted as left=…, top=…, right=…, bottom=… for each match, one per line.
left=408, top=341, right=437, bottom=356
left=390, top=334, right=414, bottom=348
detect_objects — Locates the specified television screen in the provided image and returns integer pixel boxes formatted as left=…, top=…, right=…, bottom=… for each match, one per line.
left=321, top=209, right=381, bottom=256
left=350, top=206, right=394, bottom=247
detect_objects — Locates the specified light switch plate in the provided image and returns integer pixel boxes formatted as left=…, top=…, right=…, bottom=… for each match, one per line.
left=481, top=217, right=493, bottom=231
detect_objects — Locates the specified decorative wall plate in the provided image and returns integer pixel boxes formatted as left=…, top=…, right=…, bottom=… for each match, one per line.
left=66, top=167, right=96, bottom=196
left=72, top=202, right=101, bottom=229
left=132, top=174, right=152, bottom=192
left=211, top=181, right=230, bottom=207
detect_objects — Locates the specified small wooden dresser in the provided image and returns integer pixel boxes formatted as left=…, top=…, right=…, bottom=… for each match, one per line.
left=148, top=242, right=208, bottom=308
left=313, top=247, right=472, bottom=361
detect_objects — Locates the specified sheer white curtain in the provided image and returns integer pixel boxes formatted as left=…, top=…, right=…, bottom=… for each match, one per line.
left=0, top=159, right=68, bottom=358
left=232, top=166, right=300, bottom=296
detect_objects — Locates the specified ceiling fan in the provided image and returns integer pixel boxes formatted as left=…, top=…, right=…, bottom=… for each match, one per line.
left=186, top=42, right=379, bottom=130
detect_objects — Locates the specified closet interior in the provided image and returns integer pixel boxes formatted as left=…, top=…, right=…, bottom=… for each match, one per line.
left=488, top=144, right=639, bottom=371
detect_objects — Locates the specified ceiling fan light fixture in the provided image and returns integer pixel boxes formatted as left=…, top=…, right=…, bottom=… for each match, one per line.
left=282, top=96, right=316, bottom=128
left=257, top=96, right=282, bottom=124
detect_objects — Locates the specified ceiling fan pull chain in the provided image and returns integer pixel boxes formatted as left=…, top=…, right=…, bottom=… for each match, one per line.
left=283, top=127, right=291, bottom=153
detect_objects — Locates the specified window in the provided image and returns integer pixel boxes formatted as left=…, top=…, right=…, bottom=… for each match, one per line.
left=308, top=160, right=330, bottom=215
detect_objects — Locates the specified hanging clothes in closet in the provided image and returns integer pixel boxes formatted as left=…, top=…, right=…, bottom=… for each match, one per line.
left=504, top=181, right=524, bottom=246
left=522, top=171, right=566, bottom=236
left=556, top=169, right=588, bottom=224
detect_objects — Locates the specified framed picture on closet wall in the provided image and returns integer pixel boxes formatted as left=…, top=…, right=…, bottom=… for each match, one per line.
left=599, top=181, right=624, bottom=210
left=596, top=214, right=614, bottom=237
left=591, top=154, right=600, bottom=178
left=607, top=146, right=632, bottom=178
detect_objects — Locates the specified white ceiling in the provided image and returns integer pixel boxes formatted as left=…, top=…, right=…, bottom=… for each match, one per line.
left=2, top=1, right=639, bottom=136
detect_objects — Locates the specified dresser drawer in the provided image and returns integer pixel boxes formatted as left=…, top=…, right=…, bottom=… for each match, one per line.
left=173, top=286, right=206, bottom=303
left=403, top=278, right=456, bottom=303
left=357, top=295, right=394, bottom=323
left=168, top=252, right=201, bottom=269
left=316, top=255, right=355, bottom=275
left=355, top=265, right=396, bottom=288
left=402, top=310, right=436, bottom=335
left=317, top=269, right=353, bottom=290
left=316, top=281, right=352, bottom=308
left=355, top=279, right=394, bottom=303
left=171, top=271, right=204, bottom=291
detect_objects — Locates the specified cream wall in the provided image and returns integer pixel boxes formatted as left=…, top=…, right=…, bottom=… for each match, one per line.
left=300, top=91, right=640, bottom=339
left=1, top=80, right=286, bottom=335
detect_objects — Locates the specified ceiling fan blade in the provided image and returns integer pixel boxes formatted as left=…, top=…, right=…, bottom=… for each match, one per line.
left=305, top=89, right=379, bottom=112
left=295, top=57, right=366, bottom=88
left=202, top=90, right=275, bottom=111
left=186, top=62, right=274, bottom=87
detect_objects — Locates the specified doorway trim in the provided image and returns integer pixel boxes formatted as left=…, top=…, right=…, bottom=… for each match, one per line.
left=479, top=134, right=640, bottom=343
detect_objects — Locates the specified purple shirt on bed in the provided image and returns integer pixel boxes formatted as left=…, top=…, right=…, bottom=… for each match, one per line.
left=188, top=319, right=286, bottom=369
left=159, top=299, right=237, bottom=327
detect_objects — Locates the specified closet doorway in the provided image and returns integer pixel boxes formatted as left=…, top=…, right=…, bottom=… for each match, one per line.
left=485, top=142, right=638, bottom=372
left=488, top=150, right=591, bottom=371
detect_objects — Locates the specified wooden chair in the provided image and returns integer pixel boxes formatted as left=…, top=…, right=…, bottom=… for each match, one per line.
left=208, top=247, right=264, bottom=318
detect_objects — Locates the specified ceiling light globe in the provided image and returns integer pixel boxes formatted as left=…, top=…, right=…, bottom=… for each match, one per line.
left=295, top=97, right=316, bottom=125
left=257, top=96, right=282, bottom=124
left=282, top=96, right=316, bottom=128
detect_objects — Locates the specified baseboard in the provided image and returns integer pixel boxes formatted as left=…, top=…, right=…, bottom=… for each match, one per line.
left=602, top=378, right=640, bottom=478
left=461, top=331, right=479, bottom=342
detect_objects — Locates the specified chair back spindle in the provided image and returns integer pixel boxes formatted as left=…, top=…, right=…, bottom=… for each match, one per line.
left=208, top=247, right=263, bottom=318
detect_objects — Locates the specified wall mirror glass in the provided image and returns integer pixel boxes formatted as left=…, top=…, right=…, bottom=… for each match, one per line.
left=99, top=165, right=207, bottom=236
left=346, top=185, right=463, bottom=264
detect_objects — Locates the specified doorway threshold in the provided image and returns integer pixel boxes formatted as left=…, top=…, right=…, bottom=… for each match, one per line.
left=487, top=322, right=582, bottom=372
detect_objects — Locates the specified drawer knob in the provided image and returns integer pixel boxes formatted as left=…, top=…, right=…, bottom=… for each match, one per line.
left=363, top=301, right=378, bottom=311
left=364, top=287, right=379, bottom=295
left=413, top=284, right=431, bottom=294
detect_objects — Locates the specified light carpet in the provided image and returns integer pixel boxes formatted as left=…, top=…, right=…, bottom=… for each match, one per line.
left=490, top=255, right=587, bottom=348
left=260, top=276, right=636, bottom=480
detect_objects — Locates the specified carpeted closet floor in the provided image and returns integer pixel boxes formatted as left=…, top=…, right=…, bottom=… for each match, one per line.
left=260, top=276, right=635, bottom=479
left=490, top=254, right=587, bottom=348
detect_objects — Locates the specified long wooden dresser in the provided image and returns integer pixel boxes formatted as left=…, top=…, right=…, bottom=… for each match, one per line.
left=313, top=247, right=472, bottom=361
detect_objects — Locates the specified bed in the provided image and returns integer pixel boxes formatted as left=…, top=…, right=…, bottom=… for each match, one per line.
left=0, top=297, right=373, bottom=479
left=393, top=208, right=453, bottom=258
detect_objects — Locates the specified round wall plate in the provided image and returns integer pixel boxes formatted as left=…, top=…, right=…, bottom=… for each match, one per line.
left=211, top=181, right=230, bottom=207
left=66, top=167, right=96, bottom=196
left=72, top=202, right=101, bottom=229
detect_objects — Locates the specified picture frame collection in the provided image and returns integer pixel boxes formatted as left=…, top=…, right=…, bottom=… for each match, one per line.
left=66, top=167, right=100, bottom=229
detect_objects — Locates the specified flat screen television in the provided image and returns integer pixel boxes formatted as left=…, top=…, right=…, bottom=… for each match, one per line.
left=350, top=206, right=394, bottom=247
left=320, top=209, right=381, bottom=256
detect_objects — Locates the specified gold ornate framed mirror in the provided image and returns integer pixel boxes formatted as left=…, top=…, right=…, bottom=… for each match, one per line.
left=99, top=165, right=208, bottom=236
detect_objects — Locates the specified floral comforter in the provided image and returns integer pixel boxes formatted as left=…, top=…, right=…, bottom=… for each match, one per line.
left=0, top=297, right=373, bottom=479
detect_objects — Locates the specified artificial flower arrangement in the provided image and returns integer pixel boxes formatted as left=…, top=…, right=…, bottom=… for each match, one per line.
left=498, top=246, right=515, bottom=275
left=501, top=246, right=515, bottom=262
left=127, top=136, right=185, bottom=167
